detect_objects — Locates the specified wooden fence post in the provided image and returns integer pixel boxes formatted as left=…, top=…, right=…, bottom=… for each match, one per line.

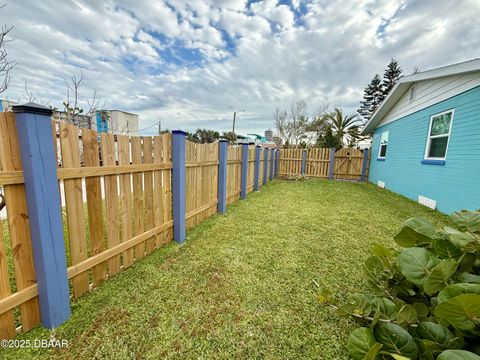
left=328, top=147, right=335, bottom=180
left=254, top=145, right=261, bottom=191
left=361, top=148, right=369, bottom=182
left=263, top=148, right=269, bottom=185
left=13, top=103, right=70, bottom=328
left=275, top=149, right=279, bottom=177
left=240, top=142, right=248, bottom=199
left=172, top=130, right=186, bottom=243
left=217, top=139, right=228, bottom=213
left=301, top=149, right=307, bottom=176
left=269, top=148, right=274, bottom=181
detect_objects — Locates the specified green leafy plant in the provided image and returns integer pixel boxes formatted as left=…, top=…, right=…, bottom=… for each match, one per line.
left=319, top=210, right=480, bottom=359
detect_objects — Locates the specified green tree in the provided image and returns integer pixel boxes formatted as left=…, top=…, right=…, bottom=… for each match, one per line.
left=315, top=125, right=342, bottom=150
left=222, top=131, right=236, bottom=144
left=191, top=128, right=220, bottom=143
left=382, top=58, right=402, bottom=97
left=325, top=108, right=362, bottom=148
left=358, top=74, right=383, bottom=122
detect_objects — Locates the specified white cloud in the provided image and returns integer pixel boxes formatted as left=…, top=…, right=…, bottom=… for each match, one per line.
left=1, top=0, right=480, bottom=135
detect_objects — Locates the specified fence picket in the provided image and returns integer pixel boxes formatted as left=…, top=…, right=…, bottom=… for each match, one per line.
left=131, top=137, right=145, bottom=261
left=117, top=135, right=134, bottom=268
left=60, top=122, right=89, bottom=299
left=82, top=128, right=107, bottom=286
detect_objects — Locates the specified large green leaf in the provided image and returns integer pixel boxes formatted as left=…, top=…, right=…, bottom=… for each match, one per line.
left=347, top=327, right=380, bottom=360
left=397, top=304, right=418, bottom=326
left=413, top=303, right=429, bottom=320
left=394, top=217, right=435, bottom=248
left=443, top=227, right=477, bottom=249
left=438, top=283, right=480, bottom=303
left=416, top=339, right=435, bottom=360
left=415, top=322, right=462, bottom=350
left=451, top=210, right=480, bottom=233
left=434, top=294, right=480, bottom=331
left=338, top=294, right=372, bottom=317
left=434, top=238, right=462, bottom=259
left=373, top=322, right=418, bottom=358
left=364, top=255, right=385, bottom=280
left=438, top=350, right=480, bottom=360
left=424, top=260, right=459, bottom=295
left=370, top=297, right=397, bottom=320
left=398, top=248, right=439, bottom=287
left=455, top=273, right=480, bottom=284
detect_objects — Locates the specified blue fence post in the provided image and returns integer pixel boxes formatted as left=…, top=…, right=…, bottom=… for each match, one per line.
left=269, top=148, right=274, bottom=180
left=240, top=142, right=248, bottom=199
left=172, top=130, right=186, bottom=243
left=217, top=139, right=228, bottom=213
left=263, top=148, right=269, bottom=185
left=254, top=145, right=261, bottom=191
left=328, top=147, right=335, bottom=180
left=275, top=149, right=279, bottom=177
left=361, top=148, right=369, bottom=182
left=301, top=149, right=307, bottom=176
left=13, top=103, right=70, bottom=329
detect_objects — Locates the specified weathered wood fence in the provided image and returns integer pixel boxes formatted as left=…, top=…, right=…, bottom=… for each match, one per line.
left=278, top=147, right=370, bottom=182
left=0, top=107, right=279, bottom=339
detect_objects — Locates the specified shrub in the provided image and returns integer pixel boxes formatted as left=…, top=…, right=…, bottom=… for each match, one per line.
left=319, top=210, right=480, bottom=359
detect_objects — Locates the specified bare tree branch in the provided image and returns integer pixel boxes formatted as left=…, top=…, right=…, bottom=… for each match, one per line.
left=0, top=18, right=15, bottom=95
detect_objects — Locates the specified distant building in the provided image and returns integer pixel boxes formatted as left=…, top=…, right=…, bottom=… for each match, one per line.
left=92, top=110, right=139, bottom=135
left=264, top=129, right=273, bottom=142
left=0, top=99, right=16, bottom=112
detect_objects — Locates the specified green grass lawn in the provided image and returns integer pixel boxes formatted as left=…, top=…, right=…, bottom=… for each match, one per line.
left=1, top=179, right=449, bottom=359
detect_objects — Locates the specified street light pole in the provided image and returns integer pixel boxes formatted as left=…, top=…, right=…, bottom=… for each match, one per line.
left=232, top=111, right=237, bottom=135
left=232, top=109, right=245, bottom=143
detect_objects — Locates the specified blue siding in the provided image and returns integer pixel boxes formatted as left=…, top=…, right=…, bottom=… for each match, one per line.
left=369, top=85, right=480, bottom=214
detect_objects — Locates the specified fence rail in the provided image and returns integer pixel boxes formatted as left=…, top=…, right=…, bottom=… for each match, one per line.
left=278, top=147, right=370, bottom=181
left=0, top=110, right=277, bottom=339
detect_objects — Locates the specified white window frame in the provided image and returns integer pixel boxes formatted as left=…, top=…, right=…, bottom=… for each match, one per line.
left=424, top=109, right=454, bottom=161
left=378, top=131, right=389, bottom=159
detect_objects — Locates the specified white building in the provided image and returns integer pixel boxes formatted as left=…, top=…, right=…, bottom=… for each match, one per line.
left=92, top=110, right=139, bottom=135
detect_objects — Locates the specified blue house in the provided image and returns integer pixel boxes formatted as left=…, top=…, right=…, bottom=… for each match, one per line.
left=362, top=59, right=480, bottom=214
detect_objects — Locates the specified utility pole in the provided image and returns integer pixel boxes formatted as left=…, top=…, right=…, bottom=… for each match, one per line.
left=158, top=120, right=161, bottom=135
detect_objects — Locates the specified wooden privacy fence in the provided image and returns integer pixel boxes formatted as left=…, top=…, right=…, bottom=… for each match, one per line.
left=0, top=107, right=279, bottom=339
left=278, top=147, right=370, bottom=182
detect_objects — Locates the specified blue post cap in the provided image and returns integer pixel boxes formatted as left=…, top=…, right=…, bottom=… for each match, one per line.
left=13, top=102, right=53, bottom=116
left=172, top=130, right=188, bottom=135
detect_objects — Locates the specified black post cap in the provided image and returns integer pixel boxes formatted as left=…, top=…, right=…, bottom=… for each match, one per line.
left=12, top=102, right=53, bottom=116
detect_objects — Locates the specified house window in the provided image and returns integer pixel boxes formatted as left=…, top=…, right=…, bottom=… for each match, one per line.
left=409, top=85, right=416, bottom=101
left=378, top=131, right=389, bottom=159
left=424, top=110, right=454, bottom=160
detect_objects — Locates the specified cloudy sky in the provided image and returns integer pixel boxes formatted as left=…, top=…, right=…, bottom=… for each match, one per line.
left=1, top=0, right=479, bottom=135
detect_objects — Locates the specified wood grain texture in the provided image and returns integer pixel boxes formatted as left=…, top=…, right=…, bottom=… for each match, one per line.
left=0, top=112, right=40, bottom=331
left=100, top=132, right=121, bottom=275
left=82, top=128, right=107, bottom=286
left=60, top=122, right=89, bottom=299
left=143, top=137, right=155, bottom=255
left=131, top=137, right=145, bottom=261
left=117, top=135, right=134, bottom=268
left=0, top=222, right=16, bottom=339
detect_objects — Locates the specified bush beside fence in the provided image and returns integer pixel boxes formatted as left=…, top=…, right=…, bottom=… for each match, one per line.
left=0, top=108, right=277, bottom=339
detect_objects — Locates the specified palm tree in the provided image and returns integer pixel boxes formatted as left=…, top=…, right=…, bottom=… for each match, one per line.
left=324, top=108, right=362, bottom=148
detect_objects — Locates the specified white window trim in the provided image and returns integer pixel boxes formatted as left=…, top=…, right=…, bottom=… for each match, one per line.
left=424, top=109, right=454, bottom=161
left=378, top=130, right=389, bottom=159
left=409, top=85, right=416, bottom=102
